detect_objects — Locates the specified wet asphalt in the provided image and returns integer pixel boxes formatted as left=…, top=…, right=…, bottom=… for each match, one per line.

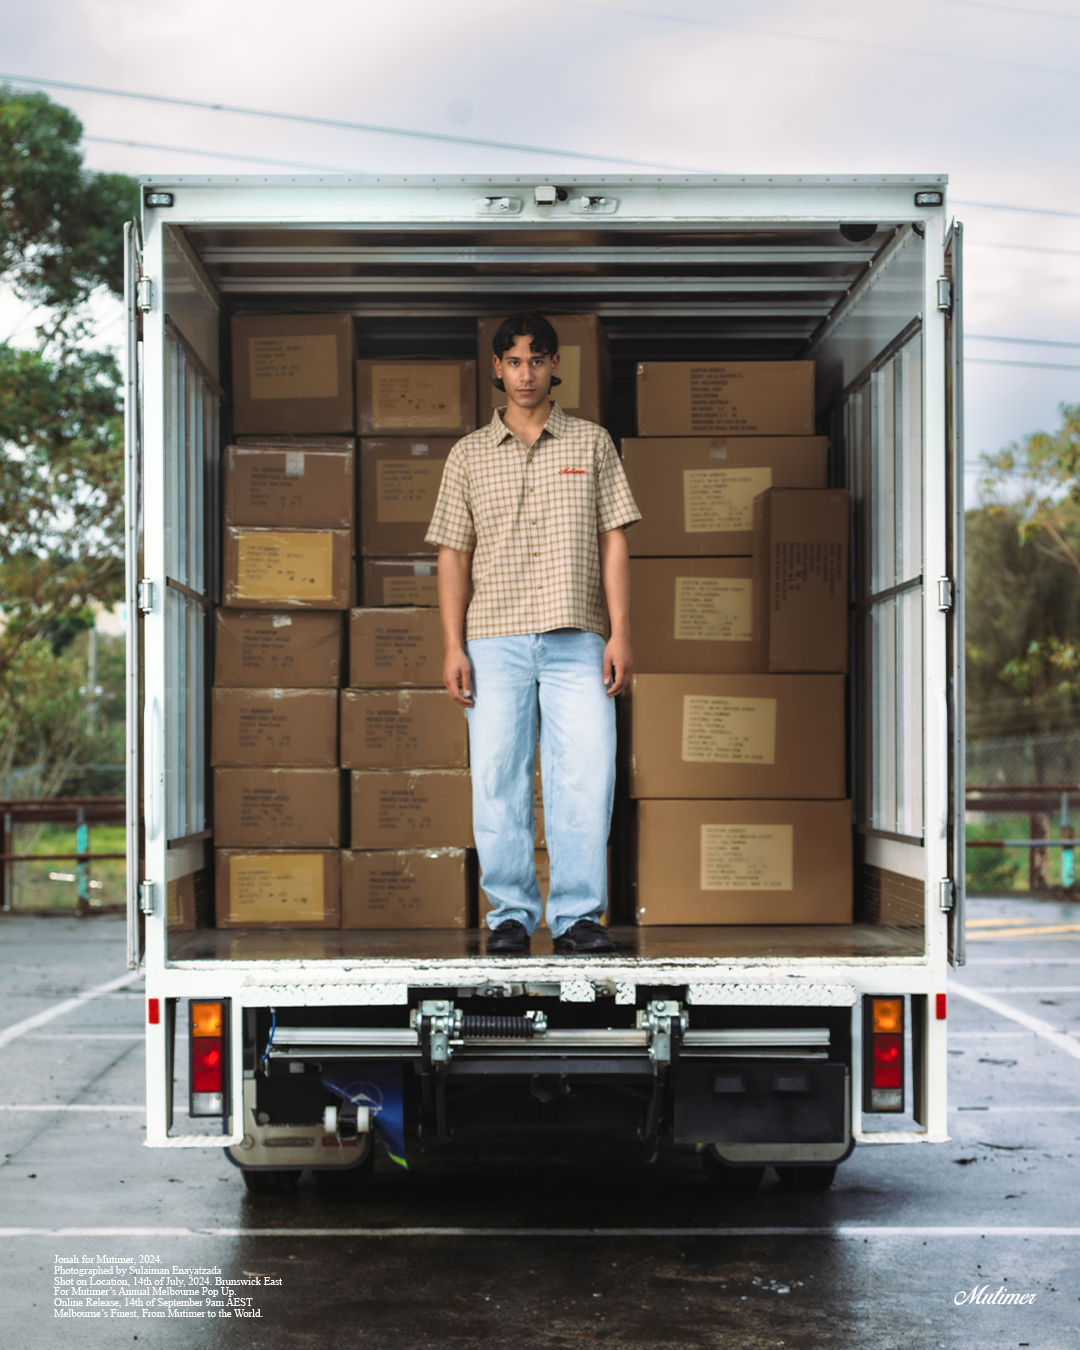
left=2, top=902, right=1079, bottom=1350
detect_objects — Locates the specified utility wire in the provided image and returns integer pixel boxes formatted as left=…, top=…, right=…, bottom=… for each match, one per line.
left=968, top=241, right=1080, bottom=258
left=0, top=73, right=700, bottom=172
left=969, top=335, right=1080, bottom=350
left=554, top=0, right=1080, bottom=80
left=967, top=357, right=1080, bottom=371
left=83, top=135, right=353, bottom=174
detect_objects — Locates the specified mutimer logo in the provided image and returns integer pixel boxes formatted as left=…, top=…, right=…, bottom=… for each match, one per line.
left=558, top=468, right=587, bottom=474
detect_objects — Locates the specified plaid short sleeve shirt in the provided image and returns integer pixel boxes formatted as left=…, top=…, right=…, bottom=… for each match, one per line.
left=425, top=402, right=641, bottom=641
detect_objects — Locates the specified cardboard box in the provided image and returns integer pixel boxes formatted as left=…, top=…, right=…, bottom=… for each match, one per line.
left=215, top=848, right=341, bottom=928
left=621, top=437, right=828, bottom=557
left=350, top=769, right=473, bottom=848
left=340, top=847, right=470, bottom=928
left=214, top=609, right=343, bottom=688
left=631, top=558, right=754, bottom=675
left=234, top=437, right=355, bottom=448
left=223, top=527, right=353, bottom=610
left=751, top=488, right=850, bottom=674
left=211, top=687, right=338, bottom=767
left=214, top=767, right=343, bottom=848
left=634, top=798, right=852, bottom=924
left=349, top=608, right=444, bottom=687
left=231, top=314, right=356, bottom=436
left=360, top=438, right=453, bottom=556
left=626, top=673, right=845, bottom=800
left=477, top=313, right=611, bottom=426
left=362, top=557, right=439, bottom=607
left=223, top=443, right=355, bottom=529
left=340, top=689, right=468, bottom=769
left=166, top=873, right=199, bottom=931
left=356, top=360, right=476, bottom=437
left=635, top=362, right=815, bottom=437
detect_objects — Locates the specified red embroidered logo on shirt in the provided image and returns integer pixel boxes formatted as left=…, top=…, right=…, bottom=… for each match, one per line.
left=558, top=468, right=587, bottom=474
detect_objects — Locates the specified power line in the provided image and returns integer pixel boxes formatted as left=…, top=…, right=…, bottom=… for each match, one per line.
left=83, top=135, right=353, bottom=174
left=969, top=334, right=1080, bottom=350
left=554, top=0, right=1080, bottom=80
left=968, top=240, right=1080, bottom=258
left=0, top=72, right=699, bottom=172
left=944, top=0, right=1080, bottom=19
left=953, top=199, right=1080, bottom=219
left=967, top=357, right=1080, bottom=371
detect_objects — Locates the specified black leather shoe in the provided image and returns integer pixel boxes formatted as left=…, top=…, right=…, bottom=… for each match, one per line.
left=553, top=919, right=616, bottom=954
left=487, top=920, right=531, bottom=955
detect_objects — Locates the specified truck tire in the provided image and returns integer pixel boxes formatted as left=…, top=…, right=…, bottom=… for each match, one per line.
left=774, top=1164, right=837, bottom=1192
left=702, top=1150, right=765, bottom=1194
left=242, top=1169, right=301, bottom=1195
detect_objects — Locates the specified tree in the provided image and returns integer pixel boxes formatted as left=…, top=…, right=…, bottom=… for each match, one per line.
left=0, top=85, right=137, bottom=324
left=973, top=404, right=1080, bottom=728
left=0, top=85, right=137, bottom=704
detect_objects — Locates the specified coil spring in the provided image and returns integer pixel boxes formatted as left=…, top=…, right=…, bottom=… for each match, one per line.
left=461, top=1014, right=536, bottom=1039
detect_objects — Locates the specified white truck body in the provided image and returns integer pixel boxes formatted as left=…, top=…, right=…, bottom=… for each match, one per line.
left=124, top=174, right=964, bottom=1169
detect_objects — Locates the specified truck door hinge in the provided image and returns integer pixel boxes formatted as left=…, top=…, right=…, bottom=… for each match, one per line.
left=138, top=579, right=155, bottom=614
left=136, top=276, right=153, bottom=314
left=139, top=882, right=157, bottom=916
left=938, top=878, right=955, bottom=913
left=473, top=195, right=522, bottom=215
left=937, top=576, right=954, bottom=612
left=936, top=276, right=952, bottom=313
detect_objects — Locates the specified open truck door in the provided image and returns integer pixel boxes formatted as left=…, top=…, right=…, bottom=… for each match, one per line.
left=123, top=219, right=146, bottom=971
left=943, top=221, right=965, bottom=968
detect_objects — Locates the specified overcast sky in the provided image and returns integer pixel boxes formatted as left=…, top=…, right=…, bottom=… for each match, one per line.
left=3, top=0, right=1079, bottom=492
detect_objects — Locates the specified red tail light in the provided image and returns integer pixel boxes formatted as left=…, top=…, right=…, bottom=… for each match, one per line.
left=189, top=1000, right=228, bottom=1117
left=864, top=996, right=904, bottom=1113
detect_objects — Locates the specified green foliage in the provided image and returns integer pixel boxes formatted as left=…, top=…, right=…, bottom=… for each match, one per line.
left=965, top=820, right=1022, bottom=894
left=0, top=340, right=125, bottom=678
left=0, top=84, right=138, bottom=318
left=968, top=403, right=1080, bottom=738
left=0, top=84, right=136, bottom=792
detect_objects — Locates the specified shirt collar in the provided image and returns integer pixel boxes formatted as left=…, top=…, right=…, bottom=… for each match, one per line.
left=488, top=401, right=568, bottom=447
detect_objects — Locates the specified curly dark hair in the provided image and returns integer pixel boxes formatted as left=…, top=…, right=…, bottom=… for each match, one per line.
left=490, top=312, right=562, bottom=391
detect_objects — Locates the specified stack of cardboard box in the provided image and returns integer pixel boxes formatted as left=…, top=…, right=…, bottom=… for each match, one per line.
left=213, top=313, right=362, bottom=928
left=357, top=359, right=477, bottom=606
left=624, top=362, right=853, bottom=926
left=341, top=358, right=479, bottom=928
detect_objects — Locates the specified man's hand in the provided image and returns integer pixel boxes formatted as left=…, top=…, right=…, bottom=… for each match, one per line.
left=603, top=633, right=632, bottom=697
left=443, top=647, right=474, bottom=708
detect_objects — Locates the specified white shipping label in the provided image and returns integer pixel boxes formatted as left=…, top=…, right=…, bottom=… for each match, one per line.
left=700, top=824, right=794, bottom=891
left=673, top=578, right=752, bottom=642
left=249, top=335, right=339, bottom=401
left=683, top=467, right=772, bottom=533
left=681, top=695, right=777, bottom=764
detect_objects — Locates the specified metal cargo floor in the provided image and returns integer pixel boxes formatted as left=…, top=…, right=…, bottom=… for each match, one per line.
left=166, top=923, right=922, bottom=964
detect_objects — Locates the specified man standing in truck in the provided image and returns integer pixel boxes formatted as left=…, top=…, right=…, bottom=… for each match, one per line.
left=425, top=313, right=640, bottom=954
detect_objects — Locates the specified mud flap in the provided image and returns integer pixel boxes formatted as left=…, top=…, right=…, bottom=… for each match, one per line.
left=321, top=1063, right=407, bottom=1168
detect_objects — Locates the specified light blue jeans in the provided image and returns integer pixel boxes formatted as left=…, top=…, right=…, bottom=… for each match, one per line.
left=465, top=630, right=615, bottom=937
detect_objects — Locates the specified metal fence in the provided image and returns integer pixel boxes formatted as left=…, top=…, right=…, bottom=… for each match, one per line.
left=1, top=798, right=126, bottom=914
left=966, top=734, right=1080, bottom=896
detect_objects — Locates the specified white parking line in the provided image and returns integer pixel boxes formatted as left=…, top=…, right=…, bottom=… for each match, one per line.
left=0, top=1225, right=1078, bottom=1239
left=0, top=1104, right=144, bottom=1112
left=949, top=986, right=1080, bottom=1061
left=0, top=972, right=143, bottom=1050
left=22, top=1033, right=143, bottom=1041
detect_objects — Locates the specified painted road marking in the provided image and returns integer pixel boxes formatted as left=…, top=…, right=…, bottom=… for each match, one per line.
left=966, top=917, right=1044, bottom=928
left=956, top=986, right=1080, bottom=994
left=967, top=924, right=1080, bottom=940
left=22, top=1033, right=144, bottom=1040
left=950, top=985, right=1080, bottom=1060
left=0, top=1104, right=145, bottom=1112
left=0, top=972, right=143, bottom=1050
left=1, top=1226, right=1079, bottom=1239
